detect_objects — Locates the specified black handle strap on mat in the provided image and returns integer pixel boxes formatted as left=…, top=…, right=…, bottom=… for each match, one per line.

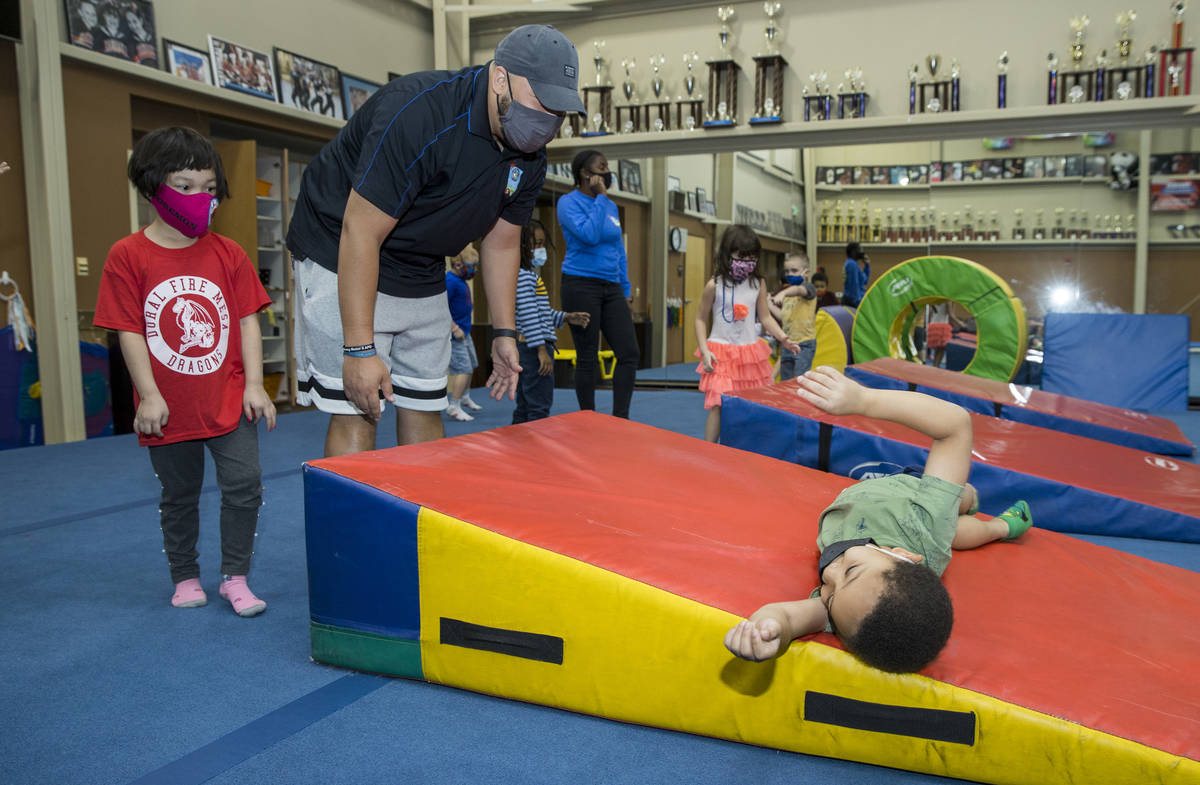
left=440, top=618, right=564, bottom=665
left=804, top=691, right=976, bottom=745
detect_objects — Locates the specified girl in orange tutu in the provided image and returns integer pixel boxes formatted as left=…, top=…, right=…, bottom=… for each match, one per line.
left=695, top=225, right=801, bottom=442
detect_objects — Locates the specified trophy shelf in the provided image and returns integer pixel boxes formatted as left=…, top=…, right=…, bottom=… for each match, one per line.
left=816, top=239, right=1137, bottom=249
left=546, top=95, right=1200, bottom=161
left=815, top=177, right=1111, bottom=193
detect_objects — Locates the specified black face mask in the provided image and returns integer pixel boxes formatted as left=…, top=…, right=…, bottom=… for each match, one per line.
left=586, top=170, right=613, bottom=190
left=817, top=538, right=874, bottom=578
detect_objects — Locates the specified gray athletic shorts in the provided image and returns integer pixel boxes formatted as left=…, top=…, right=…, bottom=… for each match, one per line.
left=293, top=257, right=451, bottom=414
left=448, top=335, right=478, bottom=375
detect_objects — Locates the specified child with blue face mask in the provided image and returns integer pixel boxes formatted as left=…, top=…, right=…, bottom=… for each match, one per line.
left=512, top=219, right=589, bottom=423
left=767, top=251, right=818, bottom=381
left=724, top=367, right=1033, bottom=674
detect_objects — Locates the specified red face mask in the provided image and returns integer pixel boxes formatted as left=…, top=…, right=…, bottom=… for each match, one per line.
left=151, top=183, right=218, bottom=237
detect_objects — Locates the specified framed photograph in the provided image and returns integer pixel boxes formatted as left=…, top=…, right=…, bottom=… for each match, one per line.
left=618, top=160, right=643, bottom=195
left=851, top=166, right=867, bottom=185
left=341, top=73, right=383, bottom=119
left=274, top=48, right=343, bottom=119
left=947, top=161, right=963, bottom=182
left=834, top=167, right=851, bottom=185
left=1064, top=154, right=1083, bottom=177
left=1046, top=155, right=1068, bottom=177
left=1004, top=157, right=1025, bottom=178
left=694, top=187, right=707, bottom=206
left=1084, top=154, right=1108, bottom=177
left=701, top=200, right=717, bottom=216
left=1171, top=152, right=1197, bottom=174
left=982, top=159, right=1004, bottom=180
left=889, top=165, right=909, bottom=185
left=667, top=175, right=681, bottom=192
left=66, top=0, right=158, bottom=67
left=686, top=192, right=698, bottom=212
left=1149, top=154, right=1173, bottom=175
left=208, top=35, right=277, bottom=101
left=163, top=39, right=211, bottom=85
left=870, top=166, right=889, bottom=185
left=1024, top=156, right=1045, bottom=178
left=910, top=164, right=929, bottom=184
left=929, top=161, right=943, bottom=183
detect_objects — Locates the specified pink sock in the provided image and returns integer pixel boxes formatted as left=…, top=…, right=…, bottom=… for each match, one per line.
left=219, top=575, right=266, bottom=617
left=171, top=578, right=207, bottom=608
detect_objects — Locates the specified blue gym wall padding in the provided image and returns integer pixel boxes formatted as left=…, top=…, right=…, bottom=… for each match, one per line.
left=1041, top=313, right=1189, bottom=411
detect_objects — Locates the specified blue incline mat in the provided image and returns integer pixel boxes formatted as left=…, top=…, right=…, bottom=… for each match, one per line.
left=721, top=384, right=1200, bottom=543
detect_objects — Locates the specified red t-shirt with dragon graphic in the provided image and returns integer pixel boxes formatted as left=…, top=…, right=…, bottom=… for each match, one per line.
left=95, top=230, right=271, bottom=446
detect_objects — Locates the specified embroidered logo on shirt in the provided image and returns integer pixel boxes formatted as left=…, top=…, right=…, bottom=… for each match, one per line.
left=143, top=276, right=231, bottom=376
left=505, top=164, right=523, bottom=197
left=608, top=215, right=621, bottom=228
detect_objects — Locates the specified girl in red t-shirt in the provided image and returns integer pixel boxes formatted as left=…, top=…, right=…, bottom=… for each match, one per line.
left=95, top=127, right=275, bottom=617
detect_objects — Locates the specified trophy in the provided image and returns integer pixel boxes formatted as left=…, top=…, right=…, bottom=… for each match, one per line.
left=1080, top=211, right=1091, bottom=238
left=962, top=204, right=974, bottom=242
left=997, top=51, right=1009, bottom=108
left=872, top=208, right=883, bottom=243
left=1052, top=207, right=1066, bottom=240
left=1032, top=209, right=1046, bottom=240
left=913, top=54, right=956, bottom=113
left=859, top=199, right=870, bottom=243
left=1126, top=213, right=1136, bottom=238
left=582, top=40, right=613, bottom=136
left=1108, top=11, right=1143, bottom=99
left=751, top=2, right=787, bottom=124
left=1060, top=16, right=1097, bottom=103
left=803, top=70, right=833, bottom=121
left=1145, top=45, right=1160, bottom=97
left=643, top=54, right=671, bottom=131
left=1095, top=50, right=1110, bottom=101
left=615, top=58, right=640, bottom=133
left=1159, top=2, right=1194, bottom=96
left=1012, top=208, right=1026, bottom=240
left=950, top=58, right=961, bottom=111
left=1047, top=52, right=1061, bottom=104
left=990, top=211, right=1001, bottom=242
left=1068, top=209, right=1079, bottom=240
left=676, top=51, right=703, bottom=130
left=706, top=7, right=742, bottom=126
left=837, top=67, right=869, bottom=119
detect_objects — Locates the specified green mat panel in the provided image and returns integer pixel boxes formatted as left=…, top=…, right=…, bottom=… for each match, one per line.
left=310, top=622, right=423, bottom=679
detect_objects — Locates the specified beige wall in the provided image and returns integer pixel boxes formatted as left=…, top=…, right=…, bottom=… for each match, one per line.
left=151, top=0, right=432, bottom=82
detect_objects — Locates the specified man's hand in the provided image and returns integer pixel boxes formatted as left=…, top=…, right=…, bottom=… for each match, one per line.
left=724, top=618, right=784, bottom=662
left=243, top=385, right=278, bottom=430
left=343, top=355, right=392, bottom=420
left=797, top=365, right=868, bottom=416
left=486, top=337, right=522, bottom=399
left=536, top=345, right=554, bottom=376
left=565, top=311, right=590, bottom=327
left=134, top=394, right=170, bottom=438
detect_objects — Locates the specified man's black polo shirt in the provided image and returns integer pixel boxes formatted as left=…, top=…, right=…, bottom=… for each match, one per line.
left=286, top=62, right=546, bottom=298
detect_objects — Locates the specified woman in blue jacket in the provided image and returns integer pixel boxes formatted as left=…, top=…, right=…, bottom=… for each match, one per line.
left=557, top=149, right=640, bottom=418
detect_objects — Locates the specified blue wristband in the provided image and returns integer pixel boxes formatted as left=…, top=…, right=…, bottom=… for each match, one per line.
left=343, top=346, right=377, bottom=358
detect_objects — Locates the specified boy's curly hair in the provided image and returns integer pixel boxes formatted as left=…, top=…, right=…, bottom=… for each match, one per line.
left=843, top=560, right=953, bottom=673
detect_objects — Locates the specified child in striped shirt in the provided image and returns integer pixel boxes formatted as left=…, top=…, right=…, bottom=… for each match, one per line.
left=513, top=220, right=590, bottom=423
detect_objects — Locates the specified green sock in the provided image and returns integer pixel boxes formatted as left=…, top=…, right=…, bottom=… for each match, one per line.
left=998, top=500, right=1032, bottom=540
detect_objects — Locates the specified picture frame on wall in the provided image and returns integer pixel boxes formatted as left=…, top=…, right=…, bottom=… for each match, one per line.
left=66, top=0, right=158, bottom=67
left=686, top=192, right=698, bottom=212
left=341, top=74, right=383, bottom=119
left=208, top=35, right=277, bottom=101
left=618, top=160, right=643, bottom=195
left=667, top=175, right=681, bottom=192
left=162, top=39, right=211, bottom=85
left=274, top=48, right=343, bottom=119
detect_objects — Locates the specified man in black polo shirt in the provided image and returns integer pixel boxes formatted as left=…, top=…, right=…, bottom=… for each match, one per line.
left=288, top=25, right=584, bottom=457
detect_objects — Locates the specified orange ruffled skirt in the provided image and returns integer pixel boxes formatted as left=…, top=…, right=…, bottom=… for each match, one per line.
left=695, top=339, right=773, bottom=409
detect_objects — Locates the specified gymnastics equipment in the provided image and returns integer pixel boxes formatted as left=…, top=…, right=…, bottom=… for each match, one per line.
left=851, top=256, right=1026, bottom=382
left=720, top=384, right=1200, bottom=542
left=1042, top=313, right=1190, bottom=411
left=844, top=357, right=1194, bottom=455
left=304, top=412, right=1198, bottom=784
left=811, top=305, right=855, bottom=372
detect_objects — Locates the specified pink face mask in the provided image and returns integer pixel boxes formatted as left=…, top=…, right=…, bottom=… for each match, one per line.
left=729, top=257, right=758, bottom=281
left=150, top=183, right=218, bottom=237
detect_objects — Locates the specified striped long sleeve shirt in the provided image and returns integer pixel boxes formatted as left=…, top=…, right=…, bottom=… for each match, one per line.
left=515, top=268, right=565, bottom=348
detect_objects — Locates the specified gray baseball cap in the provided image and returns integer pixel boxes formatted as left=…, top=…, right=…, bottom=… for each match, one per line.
left=495, top=25, right=586, bottom=114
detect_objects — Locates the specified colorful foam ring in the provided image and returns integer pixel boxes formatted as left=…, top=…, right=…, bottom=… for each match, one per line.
left=811, top=305, right=856, bottom=372
left=851, top=256, right=1027, bottom=382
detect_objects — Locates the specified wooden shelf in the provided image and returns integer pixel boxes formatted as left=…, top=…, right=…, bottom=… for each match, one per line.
left=546, top=96, right=1200, bottom=160
left=817, top=240, right=1136, bottom=248
left=816, top=177, right=1110, bottom=192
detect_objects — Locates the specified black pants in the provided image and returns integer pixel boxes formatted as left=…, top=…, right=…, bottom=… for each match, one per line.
left=561, top=274, right=639, bottom=419
left=512, top=341, right=555, bottom=424
left=147, top=418, right=262, bottom=583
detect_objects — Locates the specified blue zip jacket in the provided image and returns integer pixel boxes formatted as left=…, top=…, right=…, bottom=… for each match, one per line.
left=842, top=257, right=870, bottom=306
left=557, top=190, right=631, bottom=297
left=445, top=271, right=472, bottom=333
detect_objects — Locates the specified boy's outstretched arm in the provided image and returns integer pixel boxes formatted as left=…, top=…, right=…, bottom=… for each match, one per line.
left=798, top=366, right=973, bottom=487
left=724, top=598, right=828, bottom=662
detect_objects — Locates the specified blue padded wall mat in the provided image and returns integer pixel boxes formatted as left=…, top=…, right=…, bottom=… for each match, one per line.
left=1042, top=313, right=1189, bottom=411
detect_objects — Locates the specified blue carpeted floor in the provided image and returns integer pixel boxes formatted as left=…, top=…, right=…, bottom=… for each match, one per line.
left=2, top=387, right=1198, bottom=785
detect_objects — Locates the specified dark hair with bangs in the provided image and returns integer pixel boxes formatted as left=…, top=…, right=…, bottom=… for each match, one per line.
left=712, top=224, right=763, bottom=286
left=570, top=148, right=604, bottom=187
left=127, top=127, right=231, bottom=202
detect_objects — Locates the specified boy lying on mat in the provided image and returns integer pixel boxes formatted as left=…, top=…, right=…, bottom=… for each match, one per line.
left=724, top=366, right=1032, bottom=673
